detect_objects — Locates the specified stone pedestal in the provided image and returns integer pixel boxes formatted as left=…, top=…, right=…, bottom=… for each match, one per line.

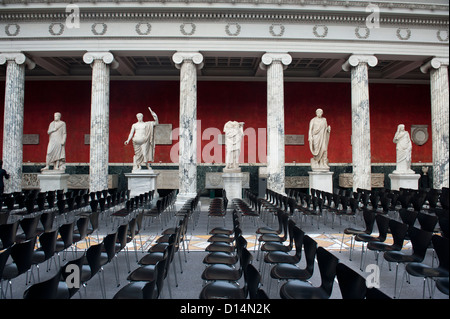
left=389, top=173, right=420, bottom=191
left=38, top=172, right=69, bottom=192
left=125, top=170, right=159, bottom=198
left=308, top=171, right=333, bottom=194
left=222, top=170, right=243, bottom=200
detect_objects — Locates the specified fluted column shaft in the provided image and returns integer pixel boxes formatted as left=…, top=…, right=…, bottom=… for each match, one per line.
left=260, top=53, right=292, bottom=195
left=1, top=53, right=35, bottom=193
left=173, top=52, right=203, bottom=200
left=343, top=55, right=378, bottom=192
left=421, top=58, right=449, bottom=189
left=83, top=52, right=118, bottom=192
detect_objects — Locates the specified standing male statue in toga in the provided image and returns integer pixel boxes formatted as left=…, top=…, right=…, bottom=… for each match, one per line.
left=224, top=121, right=244, bottom=171
left=124, top=107, right=159, bottom=171
left=41, top=112, right=67, bottom=172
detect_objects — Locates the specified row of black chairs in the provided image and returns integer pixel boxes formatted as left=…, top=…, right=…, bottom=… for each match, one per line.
left=112, top=194, right=199, bottom=299
left=206, top=190, right=228, bottom=233
left=200, top=208, right=268, bottom=299
left=1, top=188, right=156, bottom=299
left=251, top=188, right=448, bottom=299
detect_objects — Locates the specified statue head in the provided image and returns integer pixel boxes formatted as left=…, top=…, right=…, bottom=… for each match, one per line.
left=54, top=112, right=61, bottom=121
left=316, top=108, right=323, bottom=118
left=397, top=124, right=405, bottom=132
left=136, top=113, right=144, bottom=121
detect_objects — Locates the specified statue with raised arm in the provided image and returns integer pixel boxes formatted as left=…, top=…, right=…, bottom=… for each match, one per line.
left=224, top=121, right=244, bottom=171
left=41, top=112, right=66, bottom=172
left=124, top=107, right=159, bottom=171
left=392, top=124, right=414, bottom=174
left=308, top=108, right=331, bottom=171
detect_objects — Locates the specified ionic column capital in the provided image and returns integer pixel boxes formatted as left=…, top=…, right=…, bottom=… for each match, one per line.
left=0, top=52, right=35, bottom=69
left=172, top=51, right=204, bottom=70
left=83, top=51, right=119, bottom=69
left=259, top=52, right=292, bottom=70
left=420, top=57, right=449, bottom=74
left=342, top=54, right=378, bottom=72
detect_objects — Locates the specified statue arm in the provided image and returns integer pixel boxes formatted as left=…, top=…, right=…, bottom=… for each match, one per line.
left=61, top=122, right=67, bottom=145
left=148, top=107, right=159, bottom=125
left=124, top=125, right=135, bottom=145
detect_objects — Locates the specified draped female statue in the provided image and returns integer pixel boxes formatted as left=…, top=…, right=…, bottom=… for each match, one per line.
left=308, top=108, right=331, bottom=171
left=393, top=124, right=414, bottom=174
left=224, top=121, right=244, bottom=171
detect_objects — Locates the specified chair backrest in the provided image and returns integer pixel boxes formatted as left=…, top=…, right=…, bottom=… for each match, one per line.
left=19, top=215, right=41, bottom=240
left=76, top=217, right=90, bottom=241
left=293, top=226, right=305, bottom=259
left=375, top=214, right=390, bottom=242
left=103, top=232, right=118, bottom=261
left=23, top=268, right=62, bottom=299
left=0, top=221, right=19, bottom=249
left=117, top=223, right=129, bottom=249
left=0, top=246, right=12, bottom=279
left=409, top=227, right=433, bottom=261
left=362, top=208, right=377, bottom=234
left=142, top=278, right=158, bottom=299
left=11, top=238, right=36, bottom=275
left=86, top=242, right=104, bottom=277
left=39, top=230, right=58, bottom=260
left=432, top=235, right=449, bottom=271
left=245, top=264, right=261, bottom=299
left=58, top=221, right=75, bottom=248
left=417, top=212, right=438, bottom=232
left=316, top=247, right=339, bottom=297
left=302, top=235, right=318, bottom=278
left=336, top=263, right=366, bottom=299
left=389, top=219, right=409, bottom=249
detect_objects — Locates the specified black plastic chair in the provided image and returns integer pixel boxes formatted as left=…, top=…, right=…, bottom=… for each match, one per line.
left=23, top=268, right=64, bottom=299
left=279, top=247, right=339, bottom=299
left=0, top=246, right=12, bottom=299
left=366, top=218, right=409, bottom=267
left=201, top=247, right=252, bottom=283
left=383, top=226, right=433, bottom=298
left=435, top=277, right=449, bottom=296
left=31, top=230, right=58, bottom=280
left=401, top=235, right=449, bottom=298
left=0, top=221, right=19, bottom=250
left=1, top=238, right=36, bottom=298
left=270, top=235, right=318, bottom=286
left=336, top=262, right=367, bottom=299
left=340, top=208, right=376, bottom=261
left=355, top=213, right=390, bottom=270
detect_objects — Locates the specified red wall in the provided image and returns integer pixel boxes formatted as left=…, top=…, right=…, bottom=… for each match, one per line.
left=0, top=80, right=432, bottom=164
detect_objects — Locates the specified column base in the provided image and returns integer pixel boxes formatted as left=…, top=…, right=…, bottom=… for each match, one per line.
left=389, top=173, right=420, bottom=191
left=175, top=192, right=200, bottom=210
left=125, top=171, right=159, bottom=198
left=222, top=172, right=243, bottom=200
left=308, top=171, right=333, bottom=194
left=38, top=173, right=70, bottom=192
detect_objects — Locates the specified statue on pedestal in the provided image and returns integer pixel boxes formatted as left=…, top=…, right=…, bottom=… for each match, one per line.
left=223, top=121, right=244, bottom=172
left=41, top=112, right=66, bottom=172
left=392, top=124, right=414, bottom=174
left=308, top=108, right=331, bottom=171
left=124, top=107, right=159, bottom=171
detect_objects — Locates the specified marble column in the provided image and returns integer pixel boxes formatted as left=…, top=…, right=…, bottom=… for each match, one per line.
left=342, top=55, right=378, bottom=192
left=259, top=53, right=292, bottom=195
left=421, top=58, right=449, bottom=189
left=0, top=53, right=35, bottom=193
left=83, top=52, right=118, bottom=193
left=172, top=52, right=203, bottom=204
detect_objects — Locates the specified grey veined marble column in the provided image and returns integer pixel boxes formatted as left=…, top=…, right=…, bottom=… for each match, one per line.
left=260, top=53, right=292, bottom=195
left=421, top=58, right=449, bottom=189
left=83, top=52, right=118, bottom=193
left=0, top=53, right=35, bottom=193
left=343, top=55, right=378, bottom=192
left=172, top=52, right=203, bottom=203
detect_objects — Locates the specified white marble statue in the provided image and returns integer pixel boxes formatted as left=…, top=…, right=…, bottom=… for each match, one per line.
left=308, top=108, right=331, bottom=171
left=124, top=107, right=159, bottom=171
left=393, top=124, right=414, bottom=174
left=224, top=121, right=244, bottom=171
left=41, top=112, right=66, bottom=172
